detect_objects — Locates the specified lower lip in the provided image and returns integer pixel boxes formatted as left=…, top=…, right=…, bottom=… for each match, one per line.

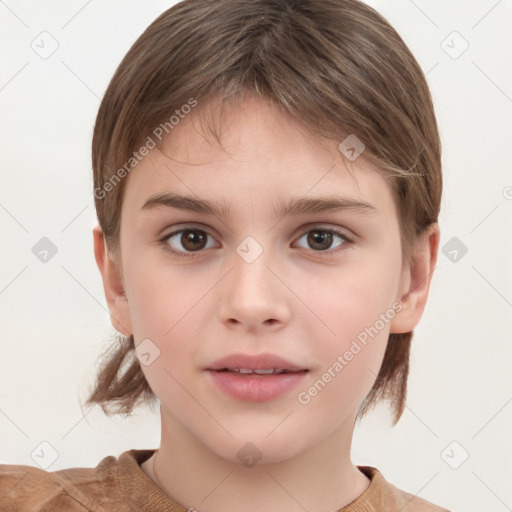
left=205, top=370, right=308, bottom=402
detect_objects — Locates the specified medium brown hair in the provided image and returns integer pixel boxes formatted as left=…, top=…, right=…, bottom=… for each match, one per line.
left=86, top=0, right=442, bottom=425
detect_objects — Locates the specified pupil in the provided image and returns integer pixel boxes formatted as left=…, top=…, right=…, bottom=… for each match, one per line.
left=309, top=230, right=332, bottom=250
left=182, top=230, right=206, bottom=251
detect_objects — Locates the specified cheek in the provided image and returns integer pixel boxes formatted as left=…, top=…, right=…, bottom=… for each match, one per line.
left=299, top=254, right=401, bottom=401
left=297, top=295, right=391, bottom=416
left=124, top=250, right=203, bottom=338
left=123, top=257, right=209, bottom=398
left=317, top=260, right=401, bottom=343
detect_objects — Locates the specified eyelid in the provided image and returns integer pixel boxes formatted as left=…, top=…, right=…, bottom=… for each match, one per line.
left=297, top=222, right=354, bottom=239
left=160, top=222, right=354, bottom=240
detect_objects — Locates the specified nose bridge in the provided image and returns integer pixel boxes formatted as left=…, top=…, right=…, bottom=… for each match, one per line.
left=218, top=232, right=289, bottom=327
left=232, top=232, right=277, bottom=300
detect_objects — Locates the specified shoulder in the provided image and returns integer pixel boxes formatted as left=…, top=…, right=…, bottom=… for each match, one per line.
left=385, top=480, right=451, bottom=512
left=351, top=466, right=451, bottom=512
left=0, top=451, right=128, bottom=512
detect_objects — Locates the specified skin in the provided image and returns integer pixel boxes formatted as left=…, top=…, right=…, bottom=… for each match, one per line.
left=93, top=94, right=439, bottom=512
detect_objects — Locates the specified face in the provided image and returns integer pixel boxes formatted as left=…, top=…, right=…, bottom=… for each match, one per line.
left=99, top=95, right=424, bottom=464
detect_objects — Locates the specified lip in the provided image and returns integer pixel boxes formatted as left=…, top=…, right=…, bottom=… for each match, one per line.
left=206, top=352, right=307, bottom=372
left=205, top=370, right=308, bottom=402
left=205, top=352, right=309, bottom=402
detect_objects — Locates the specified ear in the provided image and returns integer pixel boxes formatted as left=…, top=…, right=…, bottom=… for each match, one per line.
left=390, top=223, right=440, bottom=334
left=93, top=224, right=133, bottom=336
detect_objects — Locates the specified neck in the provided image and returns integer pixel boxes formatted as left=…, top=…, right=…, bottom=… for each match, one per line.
left=142, top=408, right=370, bottom=512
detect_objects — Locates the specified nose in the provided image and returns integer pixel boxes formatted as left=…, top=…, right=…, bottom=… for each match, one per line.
left=217, top=241, right=291, bottom=331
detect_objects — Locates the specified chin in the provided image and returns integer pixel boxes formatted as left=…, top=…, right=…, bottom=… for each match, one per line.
left=205, top=431, right=314, bottom=468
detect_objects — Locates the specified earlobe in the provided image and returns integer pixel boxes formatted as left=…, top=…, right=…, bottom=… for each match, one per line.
left=390, top=223, right=440, bottom=334
left=92, top=225, right=133, bottom=336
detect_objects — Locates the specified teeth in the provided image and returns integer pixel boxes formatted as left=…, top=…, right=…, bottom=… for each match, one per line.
left=232, top=368, right=287, bottom=374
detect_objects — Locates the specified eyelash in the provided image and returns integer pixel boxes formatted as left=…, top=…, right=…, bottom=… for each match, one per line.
left=159, top=226, right=353, bottom=259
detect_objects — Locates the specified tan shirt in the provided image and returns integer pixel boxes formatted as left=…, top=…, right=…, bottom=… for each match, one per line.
left=0, top=449, right=450, bottom=511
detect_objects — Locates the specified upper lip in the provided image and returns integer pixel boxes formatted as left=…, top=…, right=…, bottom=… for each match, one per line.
left=206, top=352, right=308, bottom=372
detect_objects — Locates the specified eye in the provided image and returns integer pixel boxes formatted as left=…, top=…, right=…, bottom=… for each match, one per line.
left=159, top=226, right=352, bottom=258
left=294, top=227, right=351, bottom=254
left=160, top=228, right=218, bottom=258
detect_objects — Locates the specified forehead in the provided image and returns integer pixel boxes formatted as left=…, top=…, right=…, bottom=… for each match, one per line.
left=121, top=96, right=396, bottom=224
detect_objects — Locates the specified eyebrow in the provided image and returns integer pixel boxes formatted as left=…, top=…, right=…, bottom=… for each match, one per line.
left=141, top=192, right=376, bottom=219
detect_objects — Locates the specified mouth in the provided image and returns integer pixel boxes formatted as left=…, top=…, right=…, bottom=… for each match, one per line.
left=206, top=352, right=308, bottom=374
left=204, top=352, right=309, bottom=401
left=205, top=368, right=309, bottom=402
left=212, top=368, right=308, bottom=375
